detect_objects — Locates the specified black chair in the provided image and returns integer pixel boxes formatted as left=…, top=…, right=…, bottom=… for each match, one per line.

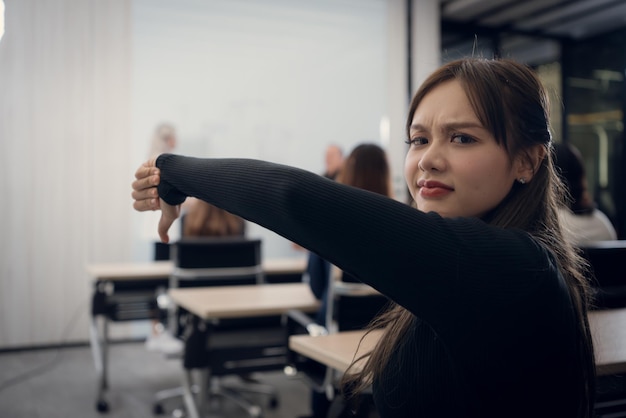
left=581, top=240, right=626, bottom=417
left=154, top=241, right=172, bottom=261
left=579, top=240, right=626, bottom=310
left=152, top=237, right=284, bottom=418
left=284, top=266, right=389, bottom=412
left=595, top=373, right=626, bottom=418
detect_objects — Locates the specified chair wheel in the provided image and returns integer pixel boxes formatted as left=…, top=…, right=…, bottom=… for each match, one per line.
left=269, top=396, right=279, bottom=409
left=249, top=405, right=263, bottom=417
left=96, top=400, right=109, bottom=413
left=172, top=408, right=186, bottom=418
left=153, top=403, right=164, bottom=415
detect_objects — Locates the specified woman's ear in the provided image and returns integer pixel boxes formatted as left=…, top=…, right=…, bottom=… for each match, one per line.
left=514, top=144, right=547, bottom=184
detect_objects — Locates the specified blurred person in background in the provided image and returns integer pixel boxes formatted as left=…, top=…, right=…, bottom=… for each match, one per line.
left=553, top=142, right=617, bottom=246
left=295, top=144, right=345, bottom=297
left=182, top=198, right=245, bottom=238
left=304, top=142, right=393, bottom=418
left=324, top=144, right=344, bottom=180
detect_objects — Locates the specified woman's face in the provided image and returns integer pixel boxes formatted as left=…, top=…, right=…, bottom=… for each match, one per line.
left=404, top=80, right=521, bottom=218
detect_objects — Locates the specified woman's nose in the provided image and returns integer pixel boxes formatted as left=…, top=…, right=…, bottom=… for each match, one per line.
left=418, top=143, right=446, bottom=172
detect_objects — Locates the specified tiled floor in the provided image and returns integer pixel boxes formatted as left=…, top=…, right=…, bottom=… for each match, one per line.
left=0, top=341, right=312, bottom=418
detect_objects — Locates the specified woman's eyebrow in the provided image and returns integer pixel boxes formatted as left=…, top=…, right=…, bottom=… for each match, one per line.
left=440, top=121, right=485, bottom=131
left=409, top=123, right=426, bottom=132
left=409, top=121, right=486, bottom=132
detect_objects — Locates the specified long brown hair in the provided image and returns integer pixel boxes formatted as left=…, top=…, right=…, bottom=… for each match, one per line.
left=183, top=198, right=246, bottom=237
left=337, top=143, right=392, bottom=198
left=343, top=58, right=595, bottom=417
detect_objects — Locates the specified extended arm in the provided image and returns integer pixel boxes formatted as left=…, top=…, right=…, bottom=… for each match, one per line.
left=135, top=154, right=552, bottom=330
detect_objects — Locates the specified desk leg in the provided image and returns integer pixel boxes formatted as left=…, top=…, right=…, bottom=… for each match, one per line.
left=89, top=315, right=109, bottom=412
left=103, top=319, right=109, bottom=390
left=198, top=368, right=209, bottom=415
left=180, top=316, right=211, bottom=417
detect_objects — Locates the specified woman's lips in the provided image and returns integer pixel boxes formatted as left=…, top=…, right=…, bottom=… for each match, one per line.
left=418, top=180, right=454, bottom=198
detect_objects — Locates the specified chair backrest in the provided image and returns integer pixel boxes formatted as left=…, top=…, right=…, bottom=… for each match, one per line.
left=326, top=268, right=389, bottom=333
left=170, top=237, right=288, bottom=378
left=170, top=237, right=264, bottom=288
left=167, top=237, right=265, bottom=336
left=154, top=241, right=171, bottom=261
left=579, top=240, right=626, bottom=309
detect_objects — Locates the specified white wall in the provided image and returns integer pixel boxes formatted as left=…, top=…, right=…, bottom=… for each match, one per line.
left=0, top=0, right=432, bottom=348
left=130, top=0, right=391, bottom=262
left=0, top=0, right=440, bottom=348
left=0, top=0, right=133, bottom=348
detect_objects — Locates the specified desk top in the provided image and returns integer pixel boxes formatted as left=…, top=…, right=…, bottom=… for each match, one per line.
left=290, top=329, right=383, bottom=373
left=289, top=308, right=626, bottom=377
left=86, top=257, right=307, bottom=281
left=590, top=308, right=626, bottom=376
left=169, top=282, right=319, bottom=319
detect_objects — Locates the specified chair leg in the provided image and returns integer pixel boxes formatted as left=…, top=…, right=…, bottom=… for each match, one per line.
left=181, top=370, right=201, bottom=418
left=153, top=372, right=278, bottom=418
left=153, top=384, right=199, bottom=413
left=233, top=375, right=279, bottom=398
left=210, top=382, right=264, bottom=418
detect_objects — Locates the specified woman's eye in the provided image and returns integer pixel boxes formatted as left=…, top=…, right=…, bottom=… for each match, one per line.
left=451, top=134, right=475, bottom=144
left=405, top=137, right=427, bottom=146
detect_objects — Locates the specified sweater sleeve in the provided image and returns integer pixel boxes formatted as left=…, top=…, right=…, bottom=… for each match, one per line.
left=155, top=154, right=554, bottom=330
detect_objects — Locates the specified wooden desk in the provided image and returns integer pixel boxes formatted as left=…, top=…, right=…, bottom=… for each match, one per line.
left=86, top=257, right=307, bottom=281
left=87, top=257, right=307, bottom=413
left=590, top=308, right=626, bottom=376
left=167, top=282, right=319, bottom=418
left=169, top=282, right=319, bottom=319
left=289, top=308, right=626, bottom=377
left=290, top=329, right=383, bottom=374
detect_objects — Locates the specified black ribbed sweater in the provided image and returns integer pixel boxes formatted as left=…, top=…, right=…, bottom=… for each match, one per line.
left=156, top=154, right=586, bottom=418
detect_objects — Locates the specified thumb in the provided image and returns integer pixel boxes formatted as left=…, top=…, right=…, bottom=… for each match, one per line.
left=157, top=199, right=180, bottom=243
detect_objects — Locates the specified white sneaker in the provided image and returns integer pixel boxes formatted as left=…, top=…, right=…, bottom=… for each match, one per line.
left=145, top=331, right=184, bottom=356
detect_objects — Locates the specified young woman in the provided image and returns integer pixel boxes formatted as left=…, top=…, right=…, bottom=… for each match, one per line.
left=132, top=58, right=595, bottom=418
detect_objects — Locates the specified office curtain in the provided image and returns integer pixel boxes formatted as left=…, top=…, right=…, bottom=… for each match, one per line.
left=0, top=0, right=132, bottom=347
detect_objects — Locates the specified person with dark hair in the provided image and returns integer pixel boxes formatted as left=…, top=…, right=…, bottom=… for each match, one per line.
left=553, top=142, right=617, bottom=245
left=132, top=58, right=595, bottom=417
left=304, top=142, right=393, bottom=418
left=299, top=143, right=345, bottom=332
left=312, top=142, right=393, bottom=327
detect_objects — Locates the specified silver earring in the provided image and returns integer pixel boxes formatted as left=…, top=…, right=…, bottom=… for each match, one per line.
left=517, top=178, right=526, bottom=184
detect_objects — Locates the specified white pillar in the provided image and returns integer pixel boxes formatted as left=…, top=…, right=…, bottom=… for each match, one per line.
left=385, top=0, right=441, bottom=203
left=385, top=0, right=409, bottom=202
left=411, top=0, right=441, bottom=95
